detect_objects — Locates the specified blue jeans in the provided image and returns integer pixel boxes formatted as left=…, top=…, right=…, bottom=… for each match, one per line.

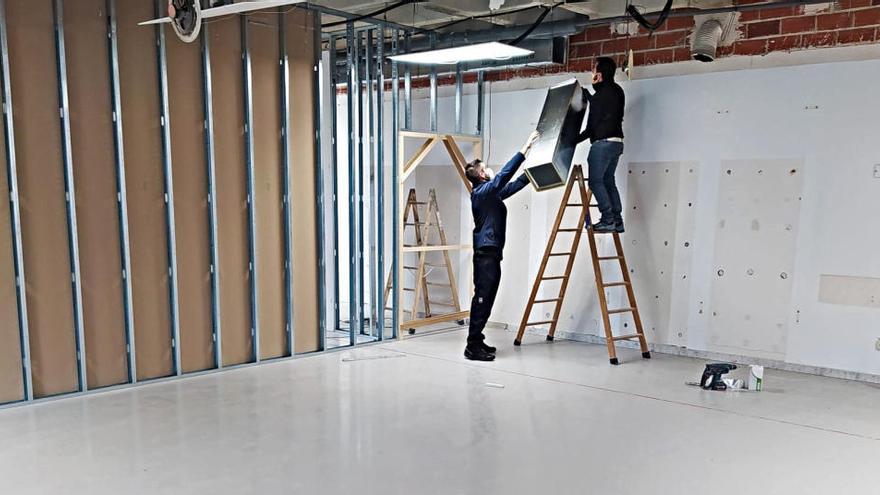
left=587, top=140, right=624, bottom=225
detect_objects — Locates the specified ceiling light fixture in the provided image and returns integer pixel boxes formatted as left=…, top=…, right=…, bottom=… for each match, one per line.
left=388, top=41, right=534, bottom=65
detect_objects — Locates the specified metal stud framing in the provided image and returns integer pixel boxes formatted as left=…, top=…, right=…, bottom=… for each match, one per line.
left=429, top=34, right=438, bottom=133
left=328, top=35, right=340, bottom=337
left=155, top=4, right=182, bottom=376
left=477, top=70, right=486, bottom=136
left=455, top=63, right=463, bottom=134
left=106, top=0, right=137, bottom=383
left=201, top=13, right=222, bottom=369
left=403, top=32, right=412, bottom=130
left=0, top=0, right=33, bottom=401
left=390, top=29, right=400, bottom=340
left=375, top=27, right=385, bottom=341
left=241, top=15, right=260, bottom=362
left=312, top=12, right=326, bottom=352
left=279, top=12, right=294, bottom=356
left=355, top=29, right=365, bottom=343
left=346, top=22, right=358, bottom=346
left=366, top=28, right=376, bottom=340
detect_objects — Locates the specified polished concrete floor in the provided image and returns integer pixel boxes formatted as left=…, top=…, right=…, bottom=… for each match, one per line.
left=0, top=328, right=877, bottom=494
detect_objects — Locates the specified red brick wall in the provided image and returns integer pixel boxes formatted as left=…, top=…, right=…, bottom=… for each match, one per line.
left=407, top=1, right=880, bottom=88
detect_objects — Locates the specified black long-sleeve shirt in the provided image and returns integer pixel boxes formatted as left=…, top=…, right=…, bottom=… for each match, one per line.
left=471, top=152, right=530, bottom=252
left=577, top=81, right=625, bottom=144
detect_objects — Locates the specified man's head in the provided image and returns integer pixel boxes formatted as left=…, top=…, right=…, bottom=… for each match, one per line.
left=593, top=57, right=617, bottom=85
left=465, top=159, right=494, bottom=187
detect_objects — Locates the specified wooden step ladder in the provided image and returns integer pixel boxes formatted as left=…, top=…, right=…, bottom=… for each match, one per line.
left=513, top=165, right=650, bottom=365
left=384, top=188, right=463, bottom=334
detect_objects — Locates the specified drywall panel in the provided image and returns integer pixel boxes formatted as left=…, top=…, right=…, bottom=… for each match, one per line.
left=64, top=0, right=128, bottom=389
left=285, top=10, right=320, bottom=353
left=0, top=94, right=23, bottom=404
left=209, top=18, right=253, bottom=366
left=117, top=0, right=174, bottom=380
left=166, top=33, right=214, bottom=373
left=624, top=162, right=698, bottom=347
left=709, top=159, right=804, bottom=359
left=249, top=14, right=287, bottom=360
left=818, top=275, right=880, bottom=309
left=7, top=0, right=79, bottom=397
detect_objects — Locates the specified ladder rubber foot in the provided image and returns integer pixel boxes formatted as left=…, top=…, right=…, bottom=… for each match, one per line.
left=642, top=351, right=652, bottom=359
left=609, top=358, right=620, bottom=365
left=513, top=339, right=521, bottom=346
left=456, top=319, right=467, bottom=326
left=546, top=335, right=554, bottom=342
left=408, top=328, right=416, bottom=335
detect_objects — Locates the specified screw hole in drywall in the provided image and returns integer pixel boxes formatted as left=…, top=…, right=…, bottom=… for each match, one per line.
left=684, top=241, right=690, bottom=247
left=717, top=269, right=725, bottom=277
left=726, top=169, right=732, bottom=175
left=780, top=272, right=788, bottom=279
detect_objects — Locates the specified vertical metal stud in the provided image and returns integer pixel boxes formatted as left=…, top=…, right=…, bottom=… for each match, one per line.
left=403, top=32, right=411, bottom=130
left=355, top=29, right=365, bottom=344
left=155, top=1, right=182, bottom=375
left=278, top=12, right=294, bottom=357
left=312, top=12, right=326, bottom=352
left=429, top=34, right=438, bottom=133
left=241, top=15, right=260, bottom=362
left=0, top=0, right=33, bottom=401
left=455, top=63, right=463, bottom=134
left=52, top=0, right=88, bottom=391
left=390, top=29, right=400, bottom=341
left=201, top=6, right=222, bottom=369
left=328, top=35, right=340, bottom=341
left=106, top=0, right=137, bottom=383
left=365, top=28, right=376, bottom=339
left=375, top=27, right=385, bottom=341
left=345, top=22, right=357, bottom=347
left=477, top=70, right=485, bottom=136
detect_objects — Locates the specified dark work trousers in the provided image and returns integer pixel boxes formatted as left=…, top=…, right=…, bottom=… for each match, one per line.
left=467, top=247, right=502, bottom=346
left=587, top=140, right=624, bottom=225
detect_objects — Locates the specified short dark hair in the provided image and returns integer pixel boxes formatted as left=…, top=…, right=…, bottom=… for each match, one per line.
left=465, top=159, right=484, bottom=186
left=596, top=56, right=617, bottom=81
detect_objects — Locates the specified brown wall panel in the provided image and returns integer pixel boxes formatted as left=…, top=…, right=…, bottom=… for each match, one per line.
left=117, top=0, right=174, bottom=380
left=210, top=18, right=253, bottom=366
left=250, top=15, right=287, bottom=360
left=7, top=0, right=79, bottom=398
left=166, top=35, right=214, bottom=373
left=64, top=0, right=129, bottom=389
left=286, top=11, right=320, bottom=354
left=0, top=98, right=23, bottom=403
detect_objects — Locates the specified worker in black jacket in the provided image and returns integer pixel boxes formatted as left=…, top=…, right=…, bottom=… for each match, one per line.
left=463, top=130, right=540, bottom=361
left=577, top=56, right=626, bottom=233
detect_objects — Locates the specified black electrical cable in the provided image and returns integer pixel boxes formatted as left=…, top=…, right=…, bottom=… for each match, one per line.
left=322, top=0, right=421, bottom=28
left=432, top=4, right=547, bottom=31
left=508, top=5, right=554, bottom=46
left=627, top=0, right=674, bottom=32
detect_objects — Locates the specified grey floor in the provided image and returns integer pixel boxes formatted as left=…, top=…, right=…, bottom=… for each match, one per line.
left=0, top=328, right=878, bottom=494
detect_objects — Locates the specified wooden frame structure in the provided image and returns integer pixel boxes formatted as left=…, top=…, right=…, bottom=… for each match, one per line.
left=394, top=130, right=482, bottom=335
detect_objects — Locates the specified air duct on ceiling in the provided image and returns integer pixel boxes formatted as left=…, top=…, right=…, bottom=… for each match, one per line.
left=691, top=19, right=724, bottom=62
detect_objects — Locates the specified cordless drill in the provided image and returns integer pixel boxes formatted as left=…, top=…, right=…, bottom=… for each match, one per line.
left=700, top=363, right=737, bottom=390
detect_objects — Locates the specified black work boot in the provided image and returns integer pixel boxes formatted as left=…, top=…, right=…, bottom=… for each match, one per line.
left=481, top=342, right=497, bottom=354
left=591, top=220, right=616, bottom=233
left=614, top=218, right=625, bottom=233
left=464, top=345, right=496, bottom=361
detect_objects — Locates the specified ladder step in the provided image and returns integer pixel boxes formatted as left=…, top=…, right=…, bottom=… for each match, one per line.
left=541, top=276, right=566, bottom=280
left=426, top=282, right=451, bottom=287
left=565, top=203, right=583, bottom=207
left=430, top=302, right=456, bottom=307
left=534, top=298, right=560, bottom=304
left=558, top=228, right=581, bottom=232
left=404, top=266, right=418, bottom=270
left=612, top=333, right=642, bottom=341
left=597, top=255, right=623, bottom=261
left=525, top=320, right=554, bottom=327
left=607, top=307, right=634, bottom=314
left=602, top=281, right=630, bottom=287
left=549, top=252, right=572, bottom=257
left=403, top=288, right=415, bottom=292
left=404, top=222, right=425, bottom=226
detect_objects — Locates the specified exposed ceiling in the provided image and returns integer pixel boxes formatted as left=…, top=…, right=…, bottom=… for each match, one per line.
left=316, top=0, right=744, bottom=36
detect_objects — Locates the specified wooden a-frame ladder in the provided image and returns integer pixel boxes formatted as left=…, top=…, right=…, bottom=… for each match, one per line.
left=513, top=165, right=651, bottom=365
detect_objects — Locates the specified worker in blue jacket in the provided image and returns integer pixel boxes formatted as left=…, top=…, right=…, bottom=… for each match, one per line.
left=463, top=130, right=540, bottom=361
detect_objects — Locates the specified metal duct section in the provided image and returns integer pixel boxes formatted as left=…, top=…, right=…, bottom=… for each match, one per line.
left=692, top=19, right=723, bottom=62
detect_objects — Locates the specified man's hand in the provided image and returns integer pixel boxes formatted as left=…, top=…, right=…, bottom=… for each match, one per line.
left=521, top=130, right=540, bottom=156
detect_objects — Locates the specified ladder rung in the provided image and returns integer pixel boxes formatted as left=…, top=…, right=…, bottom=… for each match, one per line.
left=403, top=288, right=415, bottom=292
left=426, top=282, right=451, bottom=287
left=602, top=281, right=630, bottom=287
left=412, top=202, right=427, bottom=205
left=404, top=266, right=418, bottom=270
left=589, top=203, right=599, bottom=207
left=404, top=222, right=425, bottom=226
left=549, top=252, right=572, bottom=257
left=597, top=255, right=623, bottom=261
left=607, top=307, right=634, bottom=315
left=525, top=320, right=554, bottom=327
left=541, top=276, right=566, bottom=280
left=430, top=302, right=456, bottom=307
left=612, top=333, right=642, bottom=341
left=566, top=203, right=583, bottom=207
left=534, top=298, right=560, bottom=304
left=558, top=228, right=581, bottom=232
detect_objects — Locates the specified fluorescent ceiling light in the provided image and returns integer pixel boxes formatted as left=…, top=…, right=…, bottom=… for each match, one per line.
left=388, top=42, right=534, bottom=66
